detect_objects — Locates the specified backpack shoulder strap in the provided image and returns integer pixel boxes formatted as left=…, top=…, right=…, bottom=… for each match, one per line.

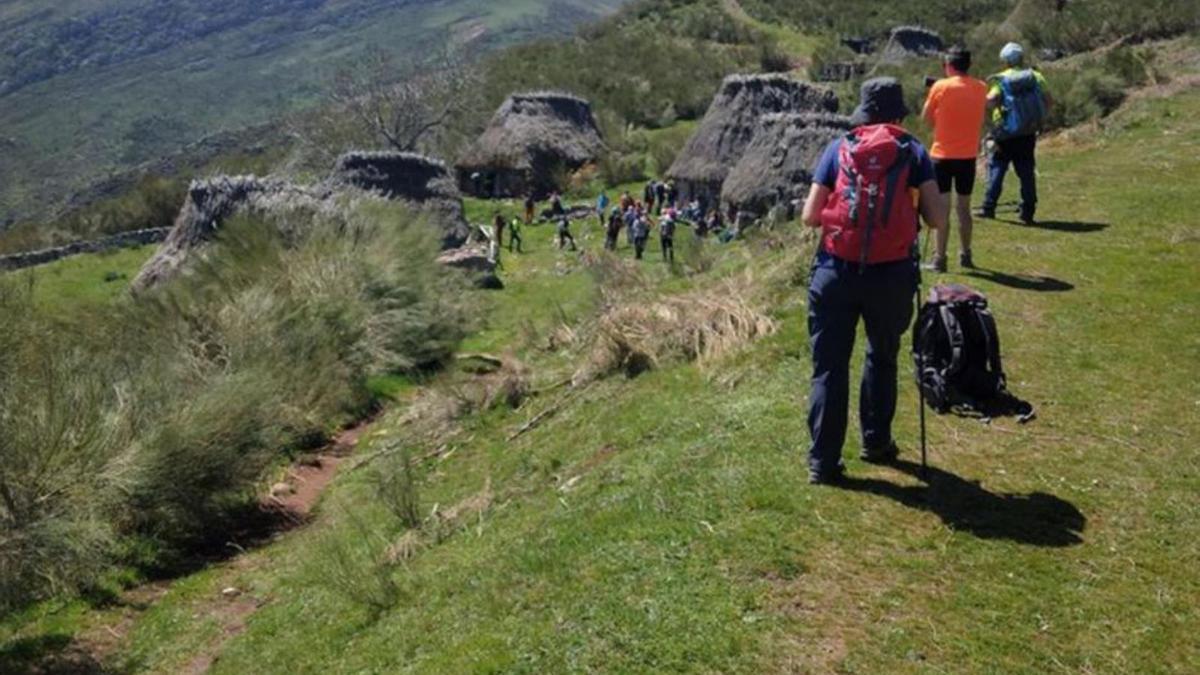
left=878, top=138, right=914, bottom=225
left=973, top=305, right=1006, bottom=388
left=939, top=304, right=967, bottom=377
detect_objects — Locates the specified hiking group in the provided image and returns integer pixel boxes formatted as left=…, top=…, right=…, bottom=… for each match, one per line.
left=800, top=42, right=1050, bottom=484
left=507, top=178, right=733, bottom=264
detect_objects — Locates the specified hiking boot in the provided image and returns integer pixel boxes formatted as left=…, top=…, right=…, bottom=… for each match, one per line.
left=1020, top=214, right=1036, bottom=226
left=808, top=464, right=846, bottom=486
left=960, top=250, right=975, bottom=269
left=974, top=207, right=995, bottom=219
left=922, top=256, right=947, bottom=273
left=860, top=441, right=900, bottom=465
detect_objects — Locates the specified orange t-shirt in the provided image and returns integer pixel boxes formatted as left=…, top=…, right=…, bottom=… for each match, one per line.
left=923, top=76, right=989, bottom=160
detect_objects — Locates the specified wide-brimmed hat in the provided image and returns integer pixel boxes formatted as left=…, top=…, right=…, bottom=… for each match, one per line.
left=849, top=77, right=910, bottom=126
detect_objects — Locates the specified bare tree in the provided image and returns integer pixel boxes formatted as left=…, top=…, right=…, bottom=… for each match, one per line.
left=332, top=45, right=480, bottom=154
left=285, top=45, right=481, bottom=174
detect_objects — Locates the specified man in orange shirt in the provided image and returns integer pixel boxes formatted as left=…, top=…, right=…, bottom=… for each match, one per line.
left=922, top=47, right=988, bottom=272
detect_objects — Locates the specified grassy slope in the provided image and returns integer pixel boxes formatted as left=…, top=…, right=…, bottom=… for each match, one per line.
left=6, top=244, right=156, bottom=312
left=0, top=0, right=626, bottom=222
left=4, top=83, right=1193, bottom=672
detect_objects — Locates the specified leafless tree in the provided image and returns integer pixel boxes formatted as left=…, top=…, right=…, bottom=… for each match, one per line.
left=285, top=45, right=482, bottom=173
left=331, top=46, right=479, bottom=154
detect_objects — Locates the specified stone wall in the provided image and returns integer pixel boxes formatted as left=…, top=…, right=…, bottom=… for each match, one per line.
left=0, top=228, right=170, bottom=272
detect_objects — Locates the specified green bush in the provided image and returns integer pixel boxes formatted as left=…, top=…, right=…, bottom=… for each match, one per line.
left=1017, top=0, right=1199, bottom=53
left=0, top=203, right=468, bottom=610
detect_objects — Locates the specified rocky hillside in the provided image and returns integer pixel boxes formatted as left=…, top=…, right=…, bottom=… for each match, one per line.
left=0, top=0, right=629, bottom=225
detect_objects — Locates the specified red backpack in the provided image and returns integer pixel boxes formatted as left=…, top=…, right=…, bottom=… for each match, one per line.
left=820, top=124, right=920, bottom=266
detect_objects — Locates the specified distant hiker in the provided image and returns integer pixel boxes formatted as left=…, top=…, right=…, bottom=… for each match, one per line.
left=620, top=190, right=634, bottom=212
left=644, top=181, right=657, bottom=214
left=492, top=212, right=506, bottom=251
left=550, top=191, right=566, bottom=218
left=524, top=193, right=536, bottom=224
left=660, top=212, right=676, bottom=263
left=922, top=46, right=989, bottom=271
left=557, top=215, right=577, bottom=251
left=623, top=205, right=637, bottom=246
left=605, top=207, right=623, bottom=251
left=666, top=180, right=679, bottom=208
left=654, top=181, right=667, bottom=215
left=631, top=215, right=650, bottom=260
left=800, top=77, right=949, bottom=485
left=509, top=216, right=523, bottom=253
left=700, top=209, right=721, bottom=238
left=980, top=42, right=1053, bottom=224
left=597, top=192, right=610, bottom=227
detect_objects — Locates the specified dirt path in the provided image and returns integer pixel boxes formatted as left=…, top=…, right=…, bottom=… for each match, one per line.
left=67, top=420, right=373, bottom=674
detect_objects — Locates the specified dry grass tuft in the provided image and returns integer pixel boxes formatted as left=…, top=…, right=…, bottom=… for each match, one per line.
left=383, top=529, right=425, bottom=565
left=574, top=270, right=779, bottom=384
left=436, top=479, right=495, bottom=530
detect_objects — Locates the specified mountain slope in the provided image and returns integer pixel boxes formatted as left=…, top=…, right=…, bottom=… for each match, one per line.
left=0, top=0, right=628, bottom=224
left=6, top=74, right=1197, bottom=671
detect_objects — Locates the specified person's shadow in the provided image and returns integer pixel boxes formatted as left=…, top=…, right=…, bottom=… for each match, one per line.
left=966, top=268, right=1075, bottom=293
left=839, top=460, right=1085, bottom=547
left=998, top=218, right=1109, bottom=233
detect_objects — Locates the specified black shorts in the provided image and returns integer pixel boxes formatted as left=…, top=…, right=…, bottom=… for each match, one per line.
left=933, top=158, right=977, bottom=196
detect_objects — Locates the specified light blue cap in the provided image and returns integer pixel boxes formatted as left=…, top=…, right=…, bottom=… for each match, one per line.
left=1000, top=42, right=1024, bottom=66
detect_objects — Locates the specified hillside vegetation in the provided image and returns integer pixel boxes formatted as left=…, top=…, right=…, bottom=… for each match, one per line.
left=6, top=79, right=1196, bottom=671
left=1, top=0, right=1199, bottom=671
left=0, top=0, right=628, bottom=225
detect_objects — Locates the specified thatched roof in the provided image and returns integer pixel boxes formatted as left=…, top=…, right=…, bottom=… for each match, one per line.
left=330, top=151, right=469, bottom=246
left=134, top=152, right=471, bottom=291
left=881, top=26, right=944, bottom=61
left=722, top=113, right=852, bottom=215
left=667, top=74, right=840, bottom=186
left=456, top=92, right=605, bottom=172
left=132, top=176, right=325, bottom=291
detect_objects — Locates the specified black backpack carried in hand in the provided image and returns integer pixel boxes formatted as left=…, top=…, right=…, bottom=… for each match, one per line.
left=912, top=284, right=1034, bottom=420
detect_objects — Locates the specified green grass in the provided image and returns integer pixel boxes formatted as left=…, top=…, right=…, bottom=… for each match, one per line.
left=5, top=83, right=1200, bottom=673
left=8, top=245, right=156, bottom=313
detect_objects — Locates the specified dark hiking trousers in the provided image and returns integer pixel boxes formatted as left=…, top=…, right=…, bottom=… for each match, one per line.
left=982, top=135, right=1038, bottom=220
left=807, top=251, right=918, bottom=476
left=661, top=236, right=674, bottom=263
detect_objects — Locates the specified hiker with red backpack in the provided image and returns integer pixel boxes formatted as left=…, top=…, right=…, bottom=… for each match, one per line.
left=800, top=77, right=949, bottom=485
left=979, top=42, right=1053, bottom=225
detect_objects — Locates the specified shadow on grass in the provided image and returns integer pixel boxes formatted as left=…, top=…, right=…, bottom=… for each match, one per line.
left=0, top=633, right=118, bottom=674
left=135, top=503, right=306, bottom=583
left=965, top=268, right=1075, bottom=293
left=997, top=218, right=1109, bottom=233
left=840, top=460, right=1085, bottom=547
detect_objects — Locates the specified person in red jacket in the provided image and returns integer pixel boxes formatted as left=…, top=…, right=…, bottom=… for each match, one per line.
left=800, top=77, right=948, bottom=485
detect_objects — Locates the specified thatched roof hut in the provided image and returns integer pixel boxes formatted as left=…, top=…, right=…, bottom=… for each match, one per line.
left=881, top=26, right=944, bottom=62
left=456, top=92, right=605, bottom=199
left=132, top=176, right=324, bottom=291
left=134, top=152, right=472, bottom=291
left=666, top=74, right=839, bottom=206
left=721, top=113, right=852, bottom=217
left=331, top=151, right=470, bottom=247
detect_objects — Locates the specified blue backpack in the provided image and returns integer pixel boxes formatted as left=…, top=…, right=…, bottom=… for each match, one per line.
left=993, top=70, right=1046, bottom=140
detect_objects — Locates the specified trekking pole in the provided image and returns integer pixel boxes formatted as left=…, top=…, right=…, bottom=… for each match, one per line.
left=916, top=287, right=928, bottom=480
